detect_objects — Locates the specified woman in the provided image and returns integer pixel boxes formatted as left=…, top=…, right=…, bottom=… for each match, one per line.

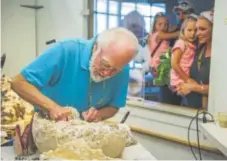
left=176, top=10, right=214, bottom=109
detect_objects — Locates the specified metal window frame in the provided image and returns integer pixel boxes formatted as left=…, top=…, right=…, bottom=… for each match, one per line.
left=88, top=0, right=166, bottom=38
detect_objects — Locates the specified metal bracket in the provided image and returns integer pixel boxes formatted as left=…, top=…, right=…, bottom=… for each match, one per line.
left=81, top=9, right=90, bottom=16
left=20, top=5, right=44, bottom=10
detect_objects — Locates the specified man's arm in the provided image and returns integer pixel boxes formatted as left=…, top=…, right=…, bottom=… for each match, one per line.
left=11, top=74, right=58, bottom=111
left=11, top=42, right=71, bottom=120
left=98, top=107, right=118, bottom=120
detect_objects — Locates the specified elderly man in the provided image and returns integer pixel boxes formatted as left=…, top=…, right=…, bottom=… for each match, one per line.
left=11, top=27, right=138, bottom=122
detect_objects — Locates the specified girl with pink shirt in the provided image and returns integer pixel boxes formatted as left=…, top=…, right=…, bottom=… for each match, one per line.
left=147, top=13, right=181, bottom=105
left=170, top=17, right=197, bottom=91
left=148, top=13, right=179, bottom=77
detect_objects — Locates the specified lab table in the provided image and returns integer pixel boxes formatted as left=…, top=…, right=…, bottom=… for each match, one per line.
left=1, top=143, right=157, bottom=160
left=200, top=123, right=227, bottom=157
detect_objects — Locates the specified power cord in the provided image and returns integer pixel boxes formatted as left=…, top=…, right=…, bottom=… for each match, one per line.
left=188, top=109, right=214, bottom=160
left=196, top=109, right=202, bottom=160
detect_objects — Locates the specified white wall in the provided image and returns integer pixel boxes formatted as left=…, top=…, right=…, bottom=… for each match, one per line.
left=1, top=0, right=87, bottom=76
left=208, top=0, right=227, bottom=115
left=36, top=0, right=88, bottom=54
left=1, top=0, right=36, bottom=77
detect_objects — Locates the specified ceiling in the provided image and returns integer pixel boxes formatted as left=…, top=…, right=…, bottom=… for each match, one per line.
left=109, top=0, right=167, bottom=4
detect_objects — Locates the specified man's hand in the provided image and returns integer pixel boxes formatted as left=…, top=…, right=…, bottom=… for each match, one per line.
left=48, top=106, right=71, bottom=121
left=82, top=107, right=102, bottom=122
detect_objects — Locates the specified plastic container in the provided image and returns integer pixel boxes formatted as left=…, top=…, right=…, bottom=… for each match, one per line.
left=218, top=112, right=227, bottom=128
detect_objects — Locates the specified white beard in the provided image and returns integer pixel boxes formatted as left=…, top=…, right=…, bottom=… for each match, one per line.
left=89, top=52, right=111, bottom=83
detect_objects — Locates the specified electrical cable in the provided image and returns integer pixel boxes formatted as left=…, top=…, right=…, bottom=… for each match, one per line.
left=188, top=110, right=201, bottom=160
left=196, top=109, right=202, bottom=160
left=188, top=109, right=215, bottom=160
left=198, top=110, right=214, bottom=160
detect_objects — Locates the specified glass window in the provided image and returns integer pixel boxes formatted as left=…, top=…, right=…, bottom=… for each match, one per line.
left=135, top=63, right=142, bottom=69
left=96, top=14, right=107, bottom=34
left=109, top=1, right=118, bottom=14
left=136, top=3, right=151, bottom=16
left=93, top=0, right=166, bottom=36
left=150, top=5, right=165, bottom=16
left=109, top=15, right=118, bottom=28
left=97, top=0, right=107, bottom=13
left=129, top=61, right=134, bottom=68
left=150, top=17, right=154, bottom=31
left=121, top=2, right=136, bottom=15
left=144, top=17, right=151, bottom=33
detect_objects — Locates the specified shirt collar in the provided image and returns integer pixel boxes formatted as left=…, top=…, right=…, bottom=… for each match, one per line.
left=80, top=36, right=97, bottom=71
left=188, top=42, right=196, bottom=50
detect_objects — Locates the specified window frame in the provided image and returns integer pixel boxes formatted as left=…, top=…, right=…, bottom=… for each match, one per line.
left=90, top=0, right=166, bottom=37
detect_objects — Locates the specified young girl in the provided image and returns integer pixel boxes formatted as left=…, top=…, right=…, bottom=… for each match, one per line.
left=170, top=17, right=197, bottom=91
left=147, top=13, right=180, bottom=105
left=148, top=13, right=168, bottom=75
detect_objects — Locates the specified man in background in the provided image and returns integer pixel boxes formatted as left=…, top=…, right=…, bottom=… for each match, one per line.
left=169, top=0, right=196, bottom=46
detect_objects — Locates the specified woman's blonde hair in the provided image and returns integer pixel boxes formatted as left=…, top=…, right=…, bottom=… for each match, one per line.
left=179, top=16, right=197, bottom=41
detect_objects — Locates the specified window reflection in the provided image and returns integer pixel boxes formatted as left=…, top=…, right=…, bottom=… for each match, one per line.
left=109, top=1, right=118, bottom=14
left=97, top=0, right=107, bottom=13
left=97, top=14, right=107, bottom=34
left=94, top=0, right=166, bottom=99
left=121, top=3, right=136, bottom=15
left=151, top=5, right=165, bottom=16
left=144, top=17, right=151, bottom=33
left=137, top=3, right=151, bottom=16
left=94, top=0, right=165, bottom=36
left=109, top=15, right=118, bottom=28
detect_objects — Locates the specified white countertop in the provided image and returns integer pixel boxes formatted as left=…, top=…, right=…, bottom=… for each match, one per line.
left=126, top=96, right=198, bottom=118
left=200, top=123, right=227, bottom=156
left=1, top=143, right=157, bottom=160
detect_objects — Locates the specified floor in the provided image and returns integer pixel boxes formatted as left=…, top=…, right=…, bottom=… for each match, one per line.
left=132, top=132, right=227, bottom=160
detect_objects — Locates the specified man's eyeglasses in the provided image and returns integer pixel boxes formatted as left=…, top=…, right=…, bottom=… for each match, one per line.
left=94, top=43, right=120, bottom=76
left=98, top=58, right=120, bottom=76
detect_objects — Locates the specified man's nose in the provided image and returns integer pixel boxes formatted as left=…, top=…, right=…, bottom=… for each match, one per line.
left=101, top=70, right=112, bottom=77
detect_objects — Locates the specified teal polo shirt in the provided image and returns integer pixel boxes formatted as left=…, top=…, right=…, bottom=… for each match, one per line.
left=21, top=37, right=130, bottom=112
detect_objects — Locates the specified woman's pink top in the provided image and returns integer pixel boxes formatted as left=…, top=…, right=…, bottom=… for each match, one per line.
left=148, top=32, right=169, bottom=70
left=170, top=39, right=196, bottom=87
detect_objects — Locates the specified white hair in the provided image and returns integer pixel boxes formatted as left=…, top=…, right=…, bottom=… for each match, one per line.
left=96, top=27, right=139, bottom=55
